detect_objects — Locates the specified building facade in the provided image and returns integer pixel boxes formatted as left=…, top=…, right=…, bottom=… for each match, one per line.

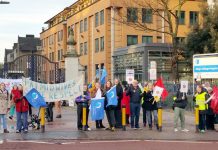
left=40, top=0, right=206, bottom=83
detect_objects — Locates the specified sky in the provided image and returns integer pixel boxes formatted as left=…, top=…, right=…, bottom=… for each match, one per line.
left=0, top=0, right=76, bottom=63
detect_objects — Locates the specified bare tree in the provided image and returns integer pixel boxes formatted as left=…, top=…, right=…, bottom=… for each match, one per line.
left=116, top=0, right=191, bottom=81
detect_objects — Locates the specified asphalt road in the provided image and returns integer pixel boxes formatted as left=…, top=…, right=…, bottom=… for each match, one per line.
left=1, top=140, right=218, bottom=150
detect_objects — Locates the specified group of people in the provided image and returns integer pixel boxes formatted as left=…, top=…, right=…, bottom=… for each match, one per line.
left=0, top=82, right=63, bottom=133
left=76, top=79, right=162, bottom=131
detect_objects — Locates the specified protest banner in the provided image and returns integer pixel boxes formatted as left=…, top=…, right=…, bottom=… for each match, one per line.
left=126, top=69, right=134, bottom=84
left=22, top=77, right=83, bottom=102
left=0, top=78, right=22, bottom=92
left=153, top=86, right=164, bottom=97
left=180, top=80, right=189, bottom=93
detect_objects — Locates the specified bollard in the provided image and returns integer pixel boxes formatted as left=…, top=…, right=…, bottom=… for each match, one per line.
left=158, top=107, right=162, bottom=132
left=122, top=105, right=126, bottom=131
left=40, top=107, right=46, bottom=133
left=82, top=103, right=87, bottom=131
left=195, top=105, right=199, bottom=133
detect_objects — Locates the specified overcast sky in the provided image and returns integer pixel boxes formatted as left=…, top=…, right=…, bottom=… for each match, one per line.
left=0, top=0, right=76, bottom=63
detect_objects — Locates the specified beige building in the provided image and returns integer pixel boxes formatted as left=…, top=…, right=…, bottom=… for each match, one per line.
left=40, top=0, right=206, bottom=83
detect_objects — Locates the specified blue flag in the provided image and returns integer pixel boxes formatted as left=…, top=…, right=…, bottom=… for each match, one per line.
left=106, top=85, right=118, bottom=107
left=25, top=88, right=47, bottom=108
left=90, top=98, right=104, bottom=121
left=100, top=68, right=107, bottom=85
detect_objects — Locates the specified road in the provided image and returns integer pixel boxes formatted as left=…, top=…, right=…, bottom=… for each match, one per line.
left=1, top=140, right=218, bottom=150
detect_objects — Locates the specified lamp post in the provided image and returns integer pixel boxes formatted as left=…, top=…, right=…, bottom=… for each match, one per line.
left=0, top=1, right=10, bottom=4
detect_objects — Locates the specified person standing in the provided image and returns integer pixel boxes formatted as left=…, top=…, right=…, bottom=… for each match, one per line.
left=121, top=86, right=130, bottom=125
left=143, top=83, right=158, bottom=130
left=114, top=79, right=123, bottom=128
left=14, top=84, right=29, bottom=133
left=206, top=87, right=215, bottom=130
left=103, top=81, right=116, bottom=131
left=173, top=84, right=189, bottom=132
left=193, top=85, right=209, bottom=133
left=93, top=82, right=105, bottom=129
left=46, top=82, right=54, bottom=122
left=126, top=80, right=142, bottom=129
left=75, top=84, right=91, bottom=131
left=0, top=83, right=10, bottom=133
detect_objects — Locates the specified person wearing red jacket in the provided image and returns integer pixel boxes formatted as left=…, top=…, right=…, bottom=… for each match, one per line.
left=14, top=84, right=29, bottom=133
left=121, top=86, right=130, bottom=125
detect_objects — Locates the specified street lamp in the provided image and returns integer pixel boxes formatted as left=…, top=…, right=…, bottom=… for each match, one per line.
left=0, top=0, right=10, bottom=4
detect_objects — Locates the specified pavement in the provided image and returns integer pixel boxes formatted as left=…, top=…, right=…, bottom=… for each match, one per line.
left=1, top=106, right=218, bottom=142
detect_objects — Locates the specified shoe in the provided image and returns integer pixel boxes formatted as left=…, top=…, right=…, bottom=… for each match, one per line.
left=149, top=124, right=152, bottom=130
left=174, top=128, right=179, bottom=132
left=200, top=130, right=205, bottom=133
left=156, top=124, right=159, bottom=130
left=9, top=116, right=13, bottom=120
left=56, top=114, right=62, bottom=118
left=111, top=127, right=115, bottom=132
left=16, top=130, right=21, bottom=133
left=105, top=127, right=112, bottom=130
left=181, top=129, right=189, bottom=132
left=3, top=129, right=9, bottom=133
left=136, top=127, right=142, bottom=130
left=87, top=127, right=91, bottom=131
left=100, top=125, right=105, bottom=128
left=24, top=129, right=28, bottom=133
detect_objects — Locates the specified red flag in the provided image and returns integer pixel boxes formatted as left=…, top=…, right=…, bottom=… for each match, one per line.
left=211, top=86, right=218, bottom=114
left=154, top=78, right=168, bottom=101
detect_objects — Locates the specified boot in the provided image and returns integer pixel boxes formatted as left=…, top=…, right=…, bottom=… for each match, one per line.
left=156, top=124, right=159, bottom=130
left=4, top=129, right=9, bottom=133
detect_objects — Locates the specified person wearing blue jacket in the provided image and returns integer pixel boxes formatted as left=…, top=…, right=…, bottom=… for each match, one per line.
left=75, top=84, right=91, bottom=131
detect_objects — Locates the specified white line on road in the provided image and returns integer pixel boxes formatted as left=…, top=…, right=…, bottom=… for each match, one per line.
left=6, top=140, right=55, bottom=145
left=80, top=140, right=141, bottom=144
left=144, top=140, right=215, bottom=144
left=61, top=142, right=76, bottom=145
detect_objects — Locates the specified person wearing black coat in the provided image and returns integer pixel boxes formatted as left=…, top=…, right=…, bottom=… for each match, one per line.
left=126, top=80, right=142, bottom=129
left=143, top=83, right=158, bottom=130
left=114, top=79, right=123, bottom=128
left=206, top=87, right=215, bottom=130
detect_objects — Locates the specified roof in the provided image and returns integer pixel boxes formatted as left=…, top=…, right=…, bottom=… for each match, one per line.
left=18, top=35, right=41, bottom=51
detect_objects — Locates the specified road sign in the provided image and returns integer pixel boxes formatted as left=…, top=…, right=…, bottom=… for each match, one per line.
left=126, top=69, right=134, bottom=84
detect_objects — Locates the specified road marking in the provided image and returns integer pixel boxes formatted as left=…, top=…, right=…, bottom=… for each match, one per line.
left=80, top=140, right=141, bottom=144
left=144, top=140, right=215, bottom=144
left=6, top=140, right=55, bottom=145
left=61, top=142, right=76, bottom=145
left=0, top=140, right=3, bottom=144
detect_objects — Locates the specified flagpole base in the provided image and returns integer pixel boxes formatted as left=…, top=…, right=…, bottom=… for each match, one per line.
left=41, top=125, right=45, bottom=133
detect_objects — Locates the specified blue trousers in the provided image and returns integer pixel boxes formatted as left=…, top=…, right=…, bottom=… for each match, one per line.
left=130, top=103, right=141, bottom=128
left=0, top=114, right=7, bottom=129
left=16, top=112, right=28, bottom=131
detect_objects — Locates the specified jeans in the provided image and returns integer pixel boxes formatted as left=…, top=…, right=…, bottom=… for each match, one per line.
left=0, top=114, right=7, bottom=129
left=146, top=110, right=158, bottom=126
left=106, top=107, right=116, bottom=128
left=174, top=107, right=185, bottom=129
left=130, top=103, right=141, bottom=128
left=16, top=111, right=28, bottom=131
left=115, top=109, right=122, bottom=128
left=199, top=113, right=206, bottom=130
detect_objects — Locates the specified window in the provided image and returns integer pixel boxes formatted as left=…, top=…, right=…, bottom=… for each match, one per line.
left=49, top=35, right=53, bottom=45
left=100, top=10, right=104, bottom=25
left=84, top=42, right=88, bottom=55
left=157, top=36, right=162, bottom=43
left=80, top=43, right=84, bottom=55
left=58, top=30, right=63, bottom=42
left=142, top=36, right=153, bottom=43
left=84, top=18, right=88, bottom=32
left=177, top=11, right=185, bottom=25
left=190, top=11, right=198, bottom=25
left=127, top=35, right=138, bottom=46
left=80, top=20, right=84, bottom=33
left=95, top=38, right=99, bottom=52
left=95, top=12, right=99, bottom=27
left=100, top=36, right=104, bottom=51
left=68, top=26, right=71, bottom=37
left=127, top=8, right=138, bottom=22
left=58, top=50, right=62, bottom=61
left=142, top=8, right=152, bottom=23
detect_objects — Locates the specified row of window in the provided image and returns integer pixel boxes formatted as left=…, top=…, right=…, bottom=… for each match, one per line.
left=79, top=9, right=104, bottom=33
left=43, top=30, right=63, bottom=47
left=95, top=36, right=104, bottom=52
left=49, top=49, right=63, bottom=62
left=127, top=35, right=153, bottom=46
left=127, top=8, right=199, bottom=25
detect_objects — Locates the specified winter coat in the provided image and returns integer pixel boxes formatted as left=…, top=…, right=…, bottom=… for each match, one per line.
left=173, top=91, right=188, bottom=109
left=0, top=89, right=10, bottom=114
left=142, top=90, right=157, bottom=111
left=75, top=91, right=91, bottom=105
left=126, top=86, right=142, bottom=104
left=121, top=91, right=130, bottom=115
left=116, top=84, right=123, bottom=110
left=14, top=90, right=29, bottom=113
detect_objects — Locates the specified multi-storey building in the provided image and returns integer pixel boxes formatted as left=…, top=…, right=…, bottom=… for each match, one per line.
left=40, top=0, right=206, bottom=83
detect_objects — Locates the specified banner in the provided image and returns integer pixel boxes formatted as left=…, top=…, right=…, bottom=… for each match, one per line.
left=126, top=69, right=134, bottom=84
left=90, top=98, right=105, bottom=121
left=0, top=78, right=22, bottom=93
left=180, top=80, right=188, bottom=93
left=153, top=86, right=164, bottom=97
left=22, top=77, right=83, bottom=102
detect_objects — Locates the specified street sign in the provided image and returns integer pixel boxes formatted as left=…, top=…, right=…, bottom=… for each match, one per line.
left=149, top=69, right=157, bottom=80
left=180, top=80, right=188, bottom=93
left=126, top=69, right=134, bottom=84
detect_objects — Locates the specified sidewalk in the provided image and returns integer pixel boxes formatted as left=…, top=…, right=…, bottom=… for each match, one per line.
left=1, top=107, right=218, bottom=141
